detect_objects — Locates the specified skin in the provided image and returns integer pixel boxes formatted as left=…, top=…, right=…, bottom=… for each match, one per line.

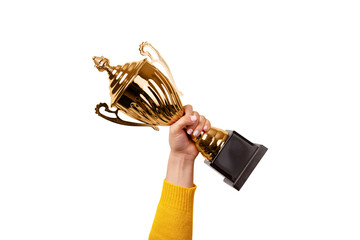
left=166, top=105, right=211, bottom=188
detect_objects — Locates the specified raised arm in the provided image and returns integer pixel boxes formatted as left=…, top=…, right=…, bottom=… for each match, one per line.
left=149, top=105, right=211, bottom=240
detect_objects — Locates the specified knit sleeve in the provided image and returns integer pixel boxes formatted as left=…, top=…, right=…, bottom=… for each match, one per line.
left=149, top=180, right=197, bottom=240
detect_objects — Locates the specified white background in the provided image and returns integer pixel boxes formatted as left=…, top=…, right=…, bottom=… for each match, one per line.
left=1, top=0, right=359, bottom=239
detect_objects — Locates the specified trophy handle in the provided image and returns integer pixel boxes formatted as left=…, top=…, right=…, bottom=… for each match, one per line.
left=95, top=102, right=159, bottom=131
left=139, top=42, right=183, bottom=96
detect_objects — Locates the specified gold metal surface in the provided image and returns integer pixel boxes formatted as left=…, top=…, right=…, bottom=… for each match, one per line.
left=93, top=42, right=229, bottom=161
left=139, top=42, right=183, bottom=96
left=192, top=127, right=229, bottom=160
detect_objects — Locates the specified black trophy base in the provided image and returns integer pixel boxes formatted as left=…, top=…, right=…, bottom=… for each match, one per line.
left=205, top=130, right=267, bottom=191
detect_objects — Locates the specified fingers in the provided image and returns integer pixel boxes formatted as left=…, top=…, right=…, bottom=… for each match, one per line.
left=171, top=108, right=197, bottom=133
left=171, top=104, right=211, bottom=137
left=186, top=115, right=211, bottom=138
left=186, top=111, right=200, bottom=135
left=203, top=119, right=211, bottom=131
left=192, top=115, right=206, bottom=137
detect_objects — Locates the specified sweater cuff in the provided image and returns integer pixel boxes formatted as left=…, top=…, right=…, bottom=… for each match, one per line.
left=159, top=180, right=197, bottom=212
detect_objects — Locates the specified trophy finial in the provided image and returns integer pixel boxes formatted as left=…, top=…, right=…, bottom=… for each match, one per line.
left=93, top=56, right=110, bottom=72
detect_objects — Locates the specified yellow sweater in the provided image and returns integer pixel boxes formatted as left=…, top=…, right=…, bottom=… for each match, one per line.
left=149, top=180, right=197, bottom=240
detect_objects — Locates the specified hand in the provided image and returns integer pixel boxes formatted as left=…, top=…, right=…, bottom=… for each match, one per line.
left=169, top=105, right=211, bottom=161
left=166, top=105, right=211, bottom=187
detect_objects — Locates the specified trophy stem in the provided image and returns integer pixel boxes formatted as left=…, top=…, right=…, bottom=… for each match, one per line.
left=192, top=127, right=229, bottom=161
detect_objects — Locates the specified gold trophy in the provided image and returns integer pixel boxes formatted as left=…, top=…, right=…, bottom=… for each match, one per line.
left=93, top=42, right=267, bottom=190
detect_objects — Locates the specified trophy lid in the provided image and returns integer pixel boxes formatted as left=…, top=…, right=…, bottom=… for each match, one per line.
left=93, top=56, right=147, bottom=107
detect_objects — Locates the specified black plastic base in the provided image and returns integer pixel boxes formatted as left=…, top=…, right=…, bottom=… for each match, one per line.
left=205, top=130, right=267, bottom=191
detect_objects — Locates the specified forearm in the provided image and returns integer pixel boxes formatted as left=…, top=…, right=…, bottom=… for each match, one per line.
left=165, top=151, right=195, bottom=188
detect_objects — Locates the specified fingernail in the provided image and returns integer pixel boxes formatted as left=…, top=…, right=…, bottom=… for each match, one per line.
left=191, top=115, right=197, bottom=122
left=187, top=129, right=193, bottom=135
left=193, top=130, right=199, bottom=137
left=203, top=125, right=208, bottom=131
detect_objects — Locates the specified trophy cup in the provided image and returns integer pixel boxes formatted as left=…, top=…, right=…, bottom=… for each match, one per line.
left=93, top=42, right=267, bottom=191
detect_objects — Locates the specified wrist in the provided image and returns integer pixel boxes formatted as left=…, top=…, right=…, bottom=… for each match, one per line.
left=165, top=151, right=195, bottom=188
left=169, top=150, right=196, bottom=163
